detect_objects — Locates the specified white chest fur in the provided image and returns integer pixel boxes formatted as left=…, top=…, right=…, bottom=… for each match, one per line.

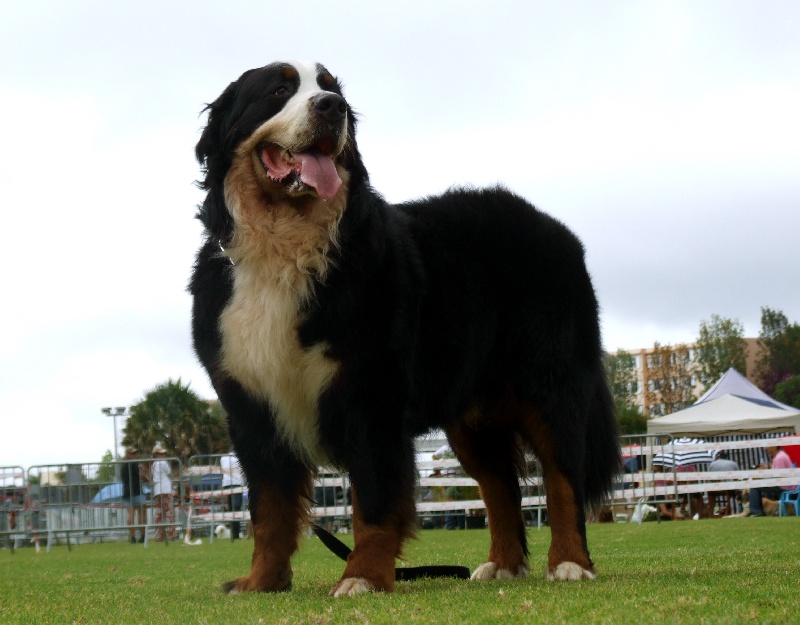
left=218, top=263, right=339, bottom=466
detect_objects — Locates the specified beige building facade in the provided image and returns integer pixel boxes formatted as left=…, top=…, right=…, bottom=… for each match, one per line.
left=622, top=338, right=762, bottom=416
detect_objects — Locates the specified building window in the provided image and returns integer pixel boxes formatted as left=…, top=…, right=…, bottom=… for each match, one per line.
left=669, top=351, right=691, bottom=366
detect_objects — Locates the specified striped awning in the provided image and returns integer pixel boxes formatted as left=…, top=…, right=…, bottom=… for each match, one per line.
left=652, top=437, right=715, bottom=468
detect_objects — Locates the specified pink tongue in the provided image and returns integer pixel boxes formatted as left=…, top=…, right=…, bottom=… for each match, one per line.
left=261, top=146, right=295, bottom=181
left=294, top=151, right=342, bottom=200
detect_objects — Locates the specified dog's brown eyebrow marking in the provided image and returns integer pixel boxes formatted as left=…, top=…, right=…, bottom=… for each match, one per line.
left=281, top=66, right=298, bottom=80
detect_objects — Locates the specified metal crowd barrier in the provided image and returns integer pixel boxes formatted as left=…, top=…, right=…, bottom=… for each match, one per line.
left=184, top=454, right=247, bottom=542
left=312, top=471, right=351, bottom=532
left=5, top=434, right=799, bottom=552
left=0, top=466, right=29, bottom=552
left=416, top=456, right=548, bottom=530
left=185, top=454, right=353, bottom=540
left=613, top=433, right=680, bottom=520
left=24, top=458, right=184, bottom=551
left=612, top=435, right=800, bottom=521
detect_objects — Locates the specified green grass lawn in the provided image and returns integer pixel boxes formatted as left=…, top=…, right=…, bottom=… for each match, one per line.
left=1, top=518, right=798, bottom=624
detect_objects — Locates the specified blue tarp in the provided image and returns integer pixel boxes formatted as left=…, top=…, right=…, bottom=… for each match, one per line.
left=91, top=482, right=151, bottom=504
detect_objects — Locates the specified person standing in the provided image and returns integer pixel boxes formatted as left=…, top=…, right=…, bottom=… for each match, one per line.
left=220, top=455, right=244, bottom=539
left=121, top=448, right=146, bottom=543
left=151, top=443, right=177, bottom=541
left=749, top=446, right=797, bottom=517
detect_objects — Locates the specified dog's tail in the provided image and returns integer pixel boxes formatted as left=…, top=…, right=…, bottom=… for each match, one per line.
left=582, top=376, right=622, bottom=509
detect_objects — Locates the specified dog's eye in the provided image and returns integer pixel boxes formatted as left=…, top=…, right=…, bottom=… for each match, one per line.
left=273, top=85, right=289, bottom=97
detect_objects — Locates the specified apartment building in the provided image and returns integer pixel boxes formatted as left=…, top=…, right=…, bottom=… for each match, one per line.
left=622, top=338, right=762, bottom=416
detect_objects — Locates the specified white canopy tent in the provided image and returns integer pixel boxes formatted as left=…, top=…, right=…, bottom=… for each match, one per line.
left=696, top=367, right=796, bottom=411
left=647, top=393, right=800, bottom=436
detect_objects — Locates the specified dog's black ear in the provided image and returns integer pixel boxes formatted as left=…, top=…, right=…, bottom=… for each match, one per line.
left=195, top=187, right=232, bottom=238
left=195, top=74, right=254, bottom=238
left=196, top=79, right=241, bottom=183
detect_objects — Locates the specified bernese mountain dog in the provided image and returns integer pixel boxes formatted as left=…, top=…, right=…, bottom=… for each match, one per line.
left=190, top=61, right=620, bottom=597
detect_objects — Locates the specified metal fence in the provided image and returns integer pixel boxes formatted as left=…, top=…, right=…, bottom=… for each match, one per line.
left=24, top=458, right=185, bottom=551
left=415, top=455, right=548, bottom=529
left=612, top=435, right=800, bottom=521
left=184, top=454, right=248, bottom=542
left=704, top=432, right=792, bottom=471
left=185, top=454, right=352, bottom=540
left=4, top=433, right=799, bottom=551
left=0, top=466, right=28, bottom=551
left=615, top=433, right=679, bottom=502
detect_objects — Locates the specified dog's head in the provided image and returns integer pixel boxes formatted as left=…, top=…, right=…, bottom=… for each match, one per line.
left=195, top=61, right=362, bottom=241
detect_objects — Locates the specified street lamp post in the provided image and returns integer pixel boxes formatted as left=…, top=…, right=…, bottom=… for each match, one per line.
left=101, top=406, right=128, bottom=467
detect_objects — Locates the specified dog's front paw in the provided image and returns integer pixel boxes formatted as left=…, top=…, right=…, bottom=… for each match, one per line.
left=471, top=561, right=529, bottom=580
left=546, top=561, right=596, bottom=581
left=222, top=579, right=245, bottom=594
left=222, top=569, right=293, bottom=593
left=331, top=577, right=375, bottom=597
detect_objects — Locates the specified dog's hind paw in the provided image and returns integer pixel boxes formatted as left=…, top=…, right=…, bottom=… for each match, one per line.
left=331, top=577, right=375, bottom=597
left=546, top=562, right=596, bottom=581
left=470, top=562, right=529, bottom=580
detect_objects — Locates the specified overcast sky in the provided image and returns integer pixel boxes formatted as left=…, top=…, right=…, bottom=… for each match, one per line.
left=1, top=1, right=798, bottom=469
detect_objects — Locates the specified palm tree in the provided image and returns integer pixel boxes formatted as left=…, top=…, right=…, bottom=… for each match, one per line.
left=121, top=379, right=230, bottom=463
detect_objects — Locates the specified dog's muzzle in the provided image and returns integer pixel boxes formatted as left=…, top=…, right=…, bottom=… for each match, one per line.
left=258, top=94, right=348, bottom=200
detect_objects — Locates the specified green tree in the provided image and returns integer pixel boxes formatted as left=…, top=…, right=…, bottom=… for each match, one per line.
left=755, top=307, right=800, bottom=396
left=605, top=350, right=647, bottom=434
left=774, top=375, right=800, bottom=409
left=121, top=379, right=230, bottom=464
left=606, top=350, right=638, bottom=406
left=94, top=450, right=116, bottom=483
left=695, top=314, right=748, bottom=391
left=644, top=343, right=696, bottom=416
left=616, top=404, right=648, bottom=435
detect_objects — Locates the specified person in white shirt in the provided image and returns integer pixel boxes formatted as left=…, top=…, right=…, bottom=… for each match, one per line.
left=151, top=443, right=176, bottom=541
left=221, top=455, right=245, bottom=539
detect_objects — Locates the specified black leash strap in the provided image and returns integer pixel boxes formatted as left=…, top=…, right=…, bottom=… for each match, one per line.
left=311, top=524, right=470, bottom=581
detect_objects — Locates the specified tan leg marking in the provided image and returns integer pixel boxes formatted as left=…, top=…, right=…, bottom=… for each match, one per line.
left=447, top=420, right=529, bottom=581
left=330, top=487, right=414, bottom=596
left=542, top=471, right=595, bottom=581
left=223, top=480, right=307, bottom=593
left=521, top=410, right=596, bottom=581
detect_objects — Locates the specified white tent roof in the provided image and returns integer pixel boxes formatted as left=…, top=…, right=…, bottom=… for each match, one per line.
left=647, top=393, right=800, bottom=436
left=696, top=367, right=796, bottom=411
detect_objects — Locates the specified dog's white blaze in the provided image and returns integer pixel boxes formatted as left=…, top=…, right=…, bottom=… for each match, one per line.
left=216, top=59, right=349, bottom=468
left=242, top=60, right=347, bottom=155
left=219, top=266, right=338, bottom=466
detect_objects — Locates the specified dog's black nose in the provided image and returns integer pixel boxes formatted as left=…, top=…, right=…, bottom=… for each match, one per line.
left=312, top=93, right=347, bottom=123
